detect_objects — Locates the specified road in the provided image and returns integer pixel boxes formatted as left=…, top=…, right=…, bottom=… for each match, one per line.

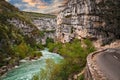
left=96, top=48, right=120, bottom=80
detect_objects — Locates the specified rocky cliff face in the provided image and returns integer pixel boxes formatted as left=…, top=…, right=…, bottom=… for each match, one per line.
left=33, top=18, right=56, bottom=31
left=7, top=17, right=57, bottom=44
left=32, top=17, right=57, bottom=44
left=56, top=0, right=120, bottom=45
left=7, top=18, right=41, bottom=44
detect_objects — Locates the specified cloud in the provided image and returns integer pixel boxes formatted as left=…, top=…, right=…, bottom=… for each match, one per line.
left=8, top=0, right=68, bottom=14
left=22, top=0, right=48, bottom=9
left=21, top=0, right=67, bottom=14
left=44, top=0, right=68, bottom=14
left=5, top=0, right=11, bottom=2
left=14, top=3, right=23, bottom=8
left=37, top=5, right=47, bottom=9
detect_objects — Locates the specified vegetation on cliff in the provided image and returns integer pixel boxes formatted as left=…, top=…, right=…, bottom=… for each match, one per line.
left=22, top=12, right=56, bottom=20
left=0, top=0, right=57, bottom=69
left=0, top=0, right=43, bottom=68
left=32, top=39, right=95, bottom=80
left=0, top=0, right=96, bottom=79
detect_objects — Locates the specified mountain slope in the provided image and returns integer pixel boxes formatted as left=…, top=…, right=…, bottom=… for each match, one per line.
left=0, top=0, right=19, bottom=12
left=0, top=0, right=47, bottom=70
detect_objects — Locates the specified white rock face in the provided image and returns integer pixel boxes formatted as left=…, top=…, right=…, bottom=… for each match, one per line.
left=8, top=18, right=36, bottom=37
left=56, top=0, right=119, bottom=44
left=32, top=17, right=57, bottom=44
left=33, top=18, right=56, bottom=31
left=8, top=17, right=57, bottom=44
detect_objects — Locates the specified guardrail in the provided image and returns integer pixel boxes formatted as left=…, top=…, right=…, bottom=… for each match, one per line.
left=85, top=49, right=107, bottom=80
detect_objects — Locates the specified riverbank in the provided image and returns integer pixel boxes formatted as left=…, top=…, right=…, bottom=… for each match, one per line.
left=1, top=38, right=95, bottom=80
left=45, top=39, right=96, bottom=79
left=0, top=51, right=42, bottom=76
left=1, top=49, right=63, bottom=80
left=0, top=61, right=19, bottom=76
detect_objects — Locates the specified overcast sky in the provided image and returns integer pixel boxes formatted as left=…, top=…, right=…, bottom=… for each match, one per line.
left=6, top=0, right=67, bottom=14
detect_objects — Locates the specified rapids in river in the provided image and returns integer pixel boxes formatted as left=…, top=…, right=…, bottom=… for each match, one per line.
left=1, top=49, right=63, bottom=80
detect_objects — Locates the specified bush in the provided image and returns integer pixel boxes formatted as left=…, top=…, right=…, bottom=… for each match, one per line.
left=29, top=51, right=42, bottom=59
left=13, top=42, right=42, bottom=59
left=32, top=59, right=62, bottom=80
left=46, top=39, right=95, bottom=79
left=13, top=42, right=29, bottom=59
left=77, top=74, right=84, bottom=80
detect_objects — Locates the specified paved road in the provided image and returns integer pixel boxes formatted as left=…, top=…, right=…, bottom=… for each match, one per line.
left=96, top=48, right=120, bottom=80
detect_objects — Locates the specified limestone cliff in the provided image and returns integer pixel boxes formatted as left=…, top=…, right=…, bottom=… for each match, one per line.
left=56, top=0, right=120, bottom=45
left=7, top=13, right=57, bottom=44
left=31, top=15, right=57, bottom=44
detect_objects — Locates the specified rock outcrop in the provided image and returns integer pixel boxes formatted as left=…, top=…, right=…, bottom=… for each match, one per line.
left=56, top=0, right=120, bottom=45
left=32, top=17, right=57, bottom=44
left=33, top=18, right=56, bottom=31
left=7, top=18, right=41, bottom=44
left=8, top=15, right=57, bottom=44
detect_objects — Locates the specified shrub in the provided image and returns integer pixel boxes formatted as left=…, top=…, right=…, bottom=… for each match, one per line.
left=32, top=59, right=62, bottom=80
left=45, top=39, right=95, bottom=79
left=13, top=42, right=29, bottom=59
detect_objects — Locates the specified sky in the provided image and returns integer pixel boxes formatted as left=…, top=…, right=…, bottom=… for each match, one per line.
left=6, top=0, right=67, bottom=14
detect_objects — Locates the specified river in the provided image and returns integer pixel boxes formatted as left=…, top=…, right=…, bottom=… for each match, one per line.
left=1, top=48, right=63, bottom=80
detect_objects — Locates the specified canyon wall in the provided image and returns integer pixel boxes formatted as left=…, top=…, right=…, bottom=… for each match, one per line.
left=32, top=17, right=56, bottom=31
left=32, top=17, right=57, bottom=44
left=8, top=18, right=41, bottom=44
left=8, top=16, right=57, bottom=44
left=6, top=0, right=120, bottom=45
left=56, top=0, right=120, bottom=45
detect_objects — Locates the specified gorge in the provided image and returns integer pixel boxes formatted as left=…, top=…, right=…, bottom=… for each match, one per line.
left=0, top=0, right=120, bottom=80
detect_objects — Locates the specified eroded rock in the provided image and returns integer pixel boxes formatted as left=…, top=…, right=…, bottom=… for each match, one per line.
left=56, top=0, right=120, bottom=45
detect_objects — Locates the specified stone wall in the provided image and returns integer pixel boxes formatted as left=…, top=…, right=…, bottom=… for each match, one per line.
left=85, top=49, right=108, bottom=80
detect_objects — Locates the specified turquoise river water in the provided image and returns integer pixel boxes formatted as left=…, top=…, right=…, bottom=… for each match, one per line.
left=1, top=49, right=63, bottom=80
